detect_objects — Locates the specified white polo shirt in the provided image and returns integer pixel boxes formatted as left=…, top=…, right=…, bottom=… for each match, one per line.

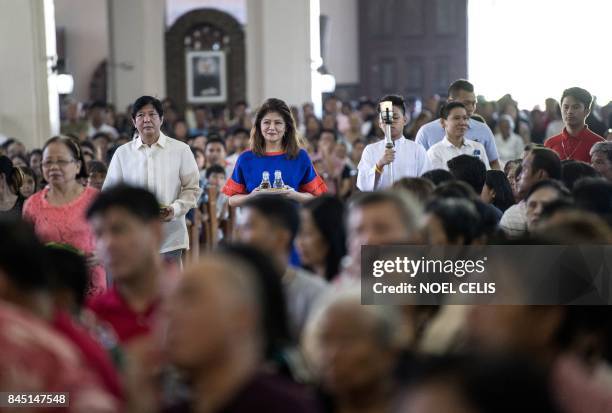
left=427, top=136, right=490, bottom=171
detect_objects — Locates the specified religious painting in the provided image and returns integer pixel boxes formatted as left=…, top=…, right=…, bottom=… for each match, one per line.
left=186, top=51, right=227, bottom=103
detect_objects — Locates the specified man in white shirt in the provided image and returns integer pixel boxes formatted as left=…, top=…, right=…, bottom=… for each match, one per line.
left=103, top=96, right=201, bottom=262
left=416, top=79, right=501, bottom=170
left=427, top=102, right=489, bottom=171
left=357, top=95, right=431, bottom=191
left=494, top=114, right=525, bottom=166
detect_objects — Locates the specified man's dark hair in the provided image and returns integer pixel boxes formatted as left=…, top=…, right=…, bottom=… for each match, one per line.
left=433, top=180, right=478, bottom=200
left=439, top=101, right=467, bottom=119
left=447, top=154, right=487, bottom=194
left=422, top=169, right=454, bottom=186
left=484, top=170, right=515, bottom=212
left=131, top=96, right=164, bottom=120
left=86, top=184, right=160, bottom=222
left=525, top=179, right=571, bottom=201
left=242, top=195, right=300, bottom=246
left=561, top=160, right=600, bottom=190
left=561, top=87, right=593, bottom=111
left=426, top=197, right=481, bottom=244
left=87, top=160, right=108, bottom=175
left=318, top=128, right=338, bottom=141
left=572, top=177, right=612, bottom=224
left=91, top=132, right=111, bottom=142
left=448, top=79, right=474, bottom=98
left=531, top=148, right=562, bottom=180
left=44, top=246, right=89, bottom=308
left=205, top=164, right=226, bottom=179
left=232, top=127, right=251, bottom=137
left=205, top=137, right=226, bottom=150
left=378, top=94, right=406, bottom=115
left=89, top=100, right=108, bottom=111
left=0, top=218, right=47, bottom=291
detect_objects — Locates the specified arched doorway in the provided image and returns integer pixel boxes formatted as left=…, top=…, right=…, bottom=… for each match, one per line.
left=165, top=8, right=246, bottom=111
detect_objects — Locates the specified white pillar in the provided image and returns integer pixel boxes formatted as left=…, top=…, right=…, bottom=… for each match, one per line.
left=0, top=0, right=55, bottom=150
left=246, top=0, right=316, bottom=108
left=108, top=0, right=166, bottom=111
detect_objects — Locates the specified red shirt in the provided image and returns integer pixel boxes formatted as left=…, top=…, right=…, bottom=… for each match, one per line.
left=544, top=126, right=604, bottom=162
left=52, top=310, right=124, bottom=401
left=87, top=285, right=160, bottom=344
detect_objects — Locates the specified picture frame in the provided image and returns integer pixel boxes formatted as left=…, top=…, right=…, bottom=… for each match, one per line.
left=186, top=50, right=227, bottom=103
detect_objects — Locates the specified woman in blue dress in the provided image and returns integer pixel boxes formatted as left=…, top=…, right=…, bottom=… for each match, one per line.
left=223, top=98, right=327, bottom=206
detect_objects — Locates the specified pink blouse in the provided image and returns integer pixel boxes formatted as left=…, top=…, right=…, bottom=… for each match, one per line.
left=23, top=186, right=106, bottom=295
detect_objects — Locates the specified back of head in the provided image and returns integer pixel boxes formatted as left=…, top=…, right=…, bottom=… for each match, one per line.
left=44, top=246, right=89, bottom=309
left=303, top=195, right=347, bottom=280
left=393, top=177, right=435, bottom=204
left=572, top=177, right=612, bottom=223
left=433, top=180, right=478, bottom=201
left=531, top=148, right=562, bottom=180
left=426, top=198, right=482, bottom=245
left=590, top=141, right=612, bottom=161
left=421, top=169, right=454, bottom=186
left=0, top=218, right=47, bottom=293
left=242, top=195, right=300, bottom=244
left=398, top=354, right=560, bottom=413
left=86, top=184, right=160, bottom=222
left=535, top=210, right=612, bottom=244
left=485, top=170, right=515, bottom=212
left=447, top=154, right=487, bottom=194
left=561, top=160, right=600, bottom=190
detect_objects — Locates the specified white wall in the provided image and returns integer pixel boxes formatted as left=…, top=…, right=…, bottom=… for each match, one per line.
left=320, top=0, right=359, bottom=85
left=0, top=0, right=51, bottom=149
left=166, top=0, right=246, bottom=26
left=246, top=0, right=312, bottom=107
left=54, top=0, right=109, bottom=102
left=108, top=0, right=166, bottom=110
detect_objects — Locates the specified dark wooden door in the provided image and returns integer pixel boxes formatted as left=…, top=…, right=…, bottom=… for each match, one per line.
left=358, top=0, right=467, bottom=100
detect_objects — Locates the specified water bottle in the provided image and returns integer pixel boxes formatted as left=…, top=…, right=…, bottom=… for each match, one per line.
left=259, top=171, right=271, bottom=189
left=273, top=170, right=285, bottom=189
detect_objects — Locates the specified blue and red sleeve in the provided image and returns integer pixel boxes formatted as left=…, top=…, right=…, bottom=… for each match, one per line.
left=297, top=150, right=328, bottom=196
left=222, top=153, right=247, bottom=196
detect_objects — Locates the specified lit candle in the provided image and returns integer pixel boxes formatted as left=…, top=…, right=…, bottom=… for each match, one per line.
left=380, top=101, right=393, bottom=116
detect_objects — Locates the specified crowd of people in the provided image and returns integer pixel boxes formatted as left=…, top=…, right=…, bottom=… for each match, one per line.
left=1, top=79, right=612, bottom=412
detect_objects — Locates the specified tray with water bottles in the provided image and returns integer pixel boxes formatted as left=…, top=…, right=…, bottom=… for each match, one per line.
left=257, top=170, right=291, bottom=192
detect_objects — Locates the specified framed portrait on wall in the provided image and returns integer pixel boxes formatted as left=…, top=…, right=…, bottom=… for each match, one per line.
left=186, top=51, right=227, bottom=103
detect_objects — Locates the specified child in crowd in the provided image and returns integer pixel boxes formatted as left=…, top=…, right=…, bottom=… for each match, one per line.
left=87, top=160, right=107, bottom=190
left=18, top=166, right=37, bottom=198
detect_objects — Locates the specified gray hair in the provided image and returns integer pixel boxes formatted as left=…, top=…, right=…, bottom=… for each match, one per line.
left=589, top=141, right=612, bottom=162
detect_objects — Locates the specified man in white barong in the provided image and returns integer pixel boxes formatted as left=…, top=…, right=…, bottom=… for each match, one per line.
left=357, top=95, right=431, bottom=191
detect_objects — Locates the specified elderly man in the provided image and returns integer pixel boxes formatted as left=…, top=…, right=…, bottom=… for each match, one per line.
left=103, top=96, right=201, bottom=264
left=165, top=253, right=320, bottom=413
left=340, top=191, right=423, bottom=282
left=590, top=141, right=612, bottom=181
